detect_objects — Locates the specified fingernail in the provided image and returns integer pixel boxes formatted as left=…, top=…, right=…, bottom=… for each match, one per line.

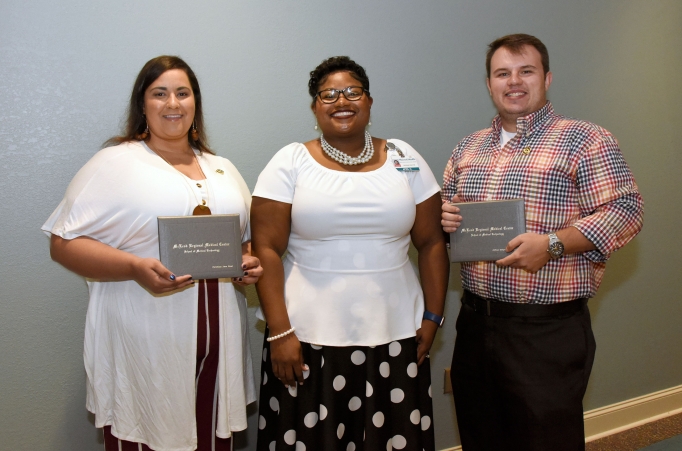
left=169, top=274, right=176, bottom=281
left=238, top=278, right=243, bottom=282
left=243, top=271, right=249, bottom=276
left=242, top=263, right=247, bottom=269
left=189, top=276, right=193, bottom=281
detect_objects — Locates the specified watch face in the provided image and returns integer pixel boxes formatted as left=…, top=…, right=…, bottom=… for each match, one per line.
left=549, top=242, right=564, bottom=258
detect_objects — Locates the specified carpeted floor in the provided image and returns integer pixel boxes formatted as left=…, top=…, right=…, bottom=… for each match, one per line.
left=640, top=434, right=682, bottom=451
left=586, top=413, right=682, bottom=451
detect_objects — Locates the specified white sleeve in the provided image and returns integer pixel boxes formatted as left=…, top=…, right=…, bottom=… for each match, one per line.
left=389, top=139, right=441, bottom=204
left=41, top=147, right=130, bottom=243
left=252, top=143, right=300, bottom=204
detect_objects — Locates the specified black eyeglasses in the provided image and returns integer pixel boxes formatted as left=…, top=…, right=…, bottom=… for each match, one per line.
left=316, top=86, right=369, bottom=104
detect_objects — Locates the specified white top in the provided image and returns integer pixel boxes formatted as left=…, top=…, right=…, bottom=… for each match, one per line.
left=500, top=128, right=516, bottom=147
left=41, top=141, right=257, bottom=451
left=252, top=139, right=440, bottom=346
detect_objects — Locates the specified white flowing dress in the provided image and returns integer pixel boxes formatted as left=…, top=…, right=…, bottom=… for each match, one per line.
left=42, top=141, right=257, bottom=451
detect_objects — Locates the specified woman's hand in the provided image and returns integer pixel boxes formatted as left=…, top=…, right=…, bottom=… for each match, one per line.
left=50, top=235, right=192, bottom=294
left=415, top=320, right=439, bottom=366
left=131, top=257, right=193, bottom=294
left=269, top=333, right=308, bottom=388
left=232, top=254, right=263, bottom=286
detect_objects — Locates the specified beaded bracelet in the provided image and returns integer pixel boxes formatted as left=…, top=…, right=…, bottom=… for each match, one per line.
left=266, top=327, right=296, bottom=342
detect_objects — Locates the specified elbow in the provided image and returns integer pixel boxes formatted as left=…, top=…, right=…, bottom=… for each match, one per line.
left=413, top=232, right=447, bottom=254
left=49, top=234, right=67, bottom=264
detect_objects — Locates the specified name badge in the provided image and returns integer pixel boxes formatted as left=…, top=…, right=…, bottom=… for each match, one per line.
left=387, top=142, right=420, bottom=172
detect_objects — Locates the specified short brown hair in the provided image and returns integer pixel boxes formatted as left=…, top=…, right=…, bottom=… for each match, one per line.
left=486, top=34, right=549, bottom=78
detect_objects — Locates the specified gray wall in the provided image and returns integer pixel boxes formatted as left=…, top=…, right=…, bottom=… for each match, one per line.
left=1, top=0, right=680, bottom=449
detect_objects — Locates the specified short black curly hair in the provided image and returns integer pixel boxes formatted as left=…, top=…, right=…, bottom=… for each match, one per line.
left=308, top=56, right=370, bottom=105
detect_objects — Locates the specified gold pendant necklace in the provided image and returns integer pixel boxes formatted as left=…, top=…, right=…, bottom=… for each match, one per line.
left=148, top=143, right=212, bottom=216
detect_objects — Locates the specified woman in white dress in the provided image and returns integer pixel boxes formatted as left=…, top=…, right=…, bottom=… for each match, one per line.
left=42, top=56, right=261, bottom=451
left=252, top=56, right=449, bottom=451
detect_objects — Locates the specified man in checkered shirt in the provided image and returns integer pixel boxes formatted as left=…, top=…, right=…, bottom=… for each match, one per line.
left=441, top=34, right=643, bottom=451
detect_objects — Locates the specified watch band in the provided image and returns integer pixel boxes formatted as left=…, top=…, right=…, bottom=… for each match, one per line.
left=423, top=310, right=445, bottom=327
left=547, top=232, right=565, bottom=259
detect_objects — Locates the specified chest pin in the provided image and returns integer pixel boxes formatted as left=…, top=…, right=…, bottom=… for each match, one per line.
left=522, top=146, right=531, bottom=155
left=215, top=169, right=224, bottom=174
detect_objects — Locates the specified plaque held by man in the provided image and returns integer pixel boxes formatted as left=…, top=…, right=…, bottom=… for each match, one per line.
left=449, top=199, right=526, bottom=262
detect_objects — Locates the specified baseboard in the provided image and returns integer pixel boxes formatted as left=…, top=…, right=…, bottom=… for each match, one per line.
left=584, top=384, right=682, bottom=441
left=438, top=384, right=682, bottom=450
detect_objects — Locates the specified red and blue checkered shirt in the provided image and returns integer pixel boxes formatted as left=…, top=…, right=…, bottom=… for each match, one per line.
left=442, top=102, right=643, bottom=304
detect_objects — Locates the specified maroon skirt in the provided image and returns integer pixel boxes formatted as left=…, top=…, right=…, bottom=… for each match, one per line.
left=103, top=279, right=232, bottom=451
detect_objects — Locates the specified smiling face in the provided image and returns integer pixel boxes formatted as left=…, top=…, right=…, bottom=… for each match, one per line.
left=486, top=45, right=552, bottom=132
left=144, top=69, right=195, bottom=145
left=312, top=71, right=373, bottom=139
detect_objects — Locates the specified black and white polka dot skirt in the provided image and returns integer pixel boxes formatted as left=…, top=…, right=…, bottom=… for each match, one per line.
left=257, top=334, right=435, bottom=451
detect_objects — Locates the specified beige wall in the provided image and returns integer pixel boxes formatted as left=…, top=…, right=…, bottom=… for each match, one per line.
left=1, top=1, right=680, bottom=449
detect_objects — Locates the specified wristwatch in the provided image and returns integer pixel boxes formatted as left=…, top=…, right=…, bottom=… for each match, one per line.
left=547, top=232, right=565, bottom=259
left=423, top=310, right=445, bottom=327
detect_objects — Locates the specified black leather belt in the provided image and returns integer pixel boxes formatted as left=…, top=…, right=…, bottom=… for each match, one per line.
left=462, top=290, right=587, bottom=318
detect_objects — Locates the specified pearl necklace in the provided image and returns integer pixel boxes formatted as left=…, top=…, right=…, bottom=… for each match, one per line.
left=320, top=131, right=374, bottom=166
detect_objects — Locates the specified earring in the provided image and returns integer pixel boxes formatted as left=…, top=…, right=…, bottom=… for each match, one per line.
left=314, top=122, right=318, bottom=131
left=138, top=122, right=149, bottom=140
left=191, top=122, right=199, bottom=141
left=368, top=117, right=372, bottom=126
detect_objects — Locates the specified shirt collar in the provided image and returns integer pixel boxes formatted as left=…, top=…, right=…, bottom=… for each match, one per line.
left=491, top=101, right=555, bottom=138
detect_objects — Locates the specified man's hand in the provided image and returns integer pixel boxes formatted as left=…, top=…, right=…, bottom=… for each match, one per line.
left=495, top=233, right=551, bottom=273
left=442, top=195, right=463, bottom=233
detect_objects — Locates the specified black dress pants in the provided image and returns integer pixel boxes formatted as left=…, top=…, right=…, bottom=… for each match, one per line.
left=451, top=291, right=596, bottom=451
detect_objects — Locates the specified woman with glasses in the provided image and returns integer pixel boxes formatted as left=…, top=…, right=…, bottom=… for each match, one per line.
left=42, top=56, right=261, bottom=451
left=251, top=56, right=448, bottom=451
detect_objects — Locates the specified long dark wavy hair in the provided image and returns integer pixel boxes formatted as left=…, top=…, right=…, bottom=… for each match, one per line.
left=105, top=55, right=213, bottom=154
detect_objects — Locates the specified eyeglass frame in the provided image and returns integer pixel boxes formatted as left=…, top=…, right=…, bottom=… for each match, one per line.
left=315, top=86, right=370, bottom=104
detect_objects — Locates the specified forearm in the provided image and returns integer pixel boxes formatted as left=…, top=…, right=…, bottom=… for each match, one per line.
left=573, top=192, right=644, bottom=257
left=413, top=220, right=449, bottom=365
left=254, top=248, right=292, bottom=335
left=412, top=194, right=449, bottom=315
left=251, top=197, right=294, bottom=334
left=556, top=226, right=596, bottom=255
left=50, top=234, right=139, bottom=280
left=417, top=240, right=449, bottom=316
left=574, top=135, right=643, bottom=256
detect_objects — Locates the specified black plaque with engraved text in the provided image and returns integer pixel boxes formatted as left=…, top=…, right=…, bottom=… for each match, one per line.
left=158, top=214, right=242, bottom=279
left=449, top=199, right=526, bottom=262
